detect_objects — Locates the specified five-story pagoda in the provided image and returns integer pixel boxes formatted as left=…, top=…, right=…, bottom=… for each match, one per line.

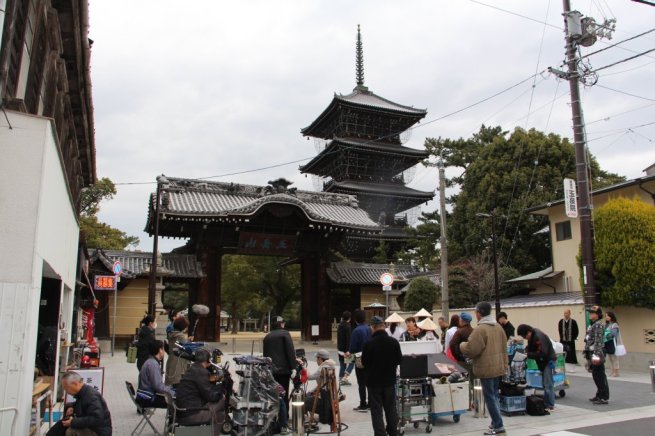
left=300, top=26, right=434, bottom=259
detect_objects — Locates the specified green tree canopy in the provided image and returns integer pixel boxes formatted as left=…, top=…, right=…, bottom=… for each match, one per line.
left=594, top=197, right=655, bottom=309
left=424, top=125, right=625, bottom=274
left=80, top=177, right=140, bottom=249
left=403, top=276, right=439, bottom=312
left=397, top=211, right=440, bottom=271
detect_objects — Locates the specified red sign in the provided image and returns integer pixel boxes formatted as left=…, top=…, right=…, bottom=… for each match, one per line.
left=238, top=232, right=296, bottom=256
left=94, top=275, right=117, bottom=291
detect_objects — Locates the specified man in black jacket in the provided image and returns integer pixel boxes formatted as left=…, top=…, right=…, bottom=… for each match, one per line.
left=263, top=316, right=296, bottom=413
left=175, top=349, right=224, bottom=435
left=362, top=316, right=402, bottom=436
left=47, top=371, right=112, bottom=436
left=497, top=312, right=515, bottom=339
left=517, top=324, right=557, bottom=411
left=337, top=310, right=354, bottom=385
left=558, top=309, right=579, bottom=365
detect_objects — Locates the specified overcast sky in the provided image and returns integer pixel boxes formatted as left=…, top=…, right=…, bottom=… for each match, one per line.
left=88, top=0, right=655, bottom=252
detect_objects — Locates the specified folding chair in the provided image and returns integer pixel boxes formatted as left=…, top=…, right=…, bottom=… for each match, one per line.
left=125, top=380, right=162, bottom=436
left=163, top=391, right=214, bottom=436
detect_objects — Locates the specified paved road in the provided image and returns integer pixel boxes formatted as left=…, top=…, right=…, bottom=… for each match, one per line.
left=542, top=416, right=655, bottom=435
left=554, top=374, right=654, bottom=411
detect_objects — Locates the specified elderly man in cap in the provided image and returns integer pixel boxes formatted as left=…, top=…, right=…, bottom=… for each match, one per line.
left=263, top=315, right=296, bottom=414
left=584, top=305, right=609, bottom=404
left=362, top=316, right=403, bottom=436
left=304, top=350, right=337, bottom=421
left=461, top=302, right=508, bottom=435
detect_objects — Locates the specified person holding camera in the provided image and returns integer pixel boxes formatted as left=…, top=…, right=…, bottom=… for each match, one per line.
left=46, top=371, right=112, bottom=436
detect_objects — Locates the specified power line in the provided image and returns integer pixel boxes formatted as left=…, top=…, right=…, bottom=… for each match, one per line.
left=595, top=84, right=655, bottom=102
left=581, top=27, right=655, bottom=59
left=591, top=47, right=655, bottom=72
left=468, top=0, right=561, bottom=30
left=116, top=70, right=546, bottom=186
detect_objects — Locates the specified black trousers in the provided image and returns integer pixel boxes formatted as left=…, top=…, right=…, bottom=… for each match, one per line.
left=368, top=385, right=398, bottom=436
left=354, top=367, right=367, bottom=406
left=274, top=373, right=291, bottom=416
left=591, top=361, right=609, bottom=400
left=562, top=341, right=578, bottom=364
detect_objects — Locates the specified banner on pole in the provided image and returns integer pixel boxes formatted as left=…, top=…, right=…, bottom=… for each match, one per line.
left=563, top=178, right=578, bottom=218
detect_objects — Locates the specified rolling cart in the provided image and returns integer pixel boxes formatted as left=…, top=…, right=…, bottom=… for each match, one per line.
left=526, top=352, right=569, bottom=398
left=397, top=377, right=433, bottom=435
left=500, top=341, right=527, bottom=415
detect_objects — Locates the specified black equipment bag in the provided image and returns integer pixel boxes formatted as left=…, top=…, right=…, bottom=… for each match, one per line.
left=400, top=354, right=428, bottom=378
left=526, top=395, right=549, bottom=416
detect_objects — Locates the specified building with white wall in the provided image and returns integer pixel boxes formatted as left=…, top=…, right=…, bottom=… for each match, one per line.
left=0, top=1, right=95, bottom=434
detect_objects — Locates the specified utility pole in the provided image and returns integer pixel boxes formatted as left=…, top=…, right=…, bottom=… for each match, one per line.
left=560, top=1, right=613, bottom=307
left=148, top=175, right=167, bottom=317
left=438, top=156, right=449, bottom=320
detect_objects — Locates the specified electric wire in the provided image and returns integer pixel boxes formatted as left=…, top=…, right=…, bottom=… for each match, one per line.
left=602, top=59, right=655, bottom=77
left=114, top=70, right=546, bottom=186
left=468, top=0, right=562, bottom=30
left=580, top=27, right=655, bottom=59
left=591, top=47, right=655, bottom=73
left=594, top=84, right=655, bottom=102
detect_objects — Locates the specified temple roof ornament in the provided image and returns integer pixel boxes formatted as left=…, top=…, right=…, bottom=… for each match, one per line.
left=355, top=24, right=367, bottom=91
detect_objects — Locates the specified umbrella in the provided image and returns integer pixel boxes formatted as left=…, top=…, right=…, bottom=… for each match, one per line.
left=414, top=308, right=433, bottom=318
left=417, top=317, right=438, bottom=331
left=385, top=312, right=405, bottom=323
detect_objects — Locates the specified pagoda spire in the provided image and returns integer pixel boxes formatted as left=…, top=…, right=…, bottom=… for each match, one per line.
left=355, top=25, right=367, bottom=91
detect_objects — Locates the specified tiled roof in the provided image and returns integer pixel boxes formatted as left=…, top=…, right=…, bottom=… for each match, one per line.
left=505, top=266, right=563, bottom=283
left=89, top=249, right=204, bottom=279
left=398, top=273, right=441, bottom=293
left=327, top=180, right=434, bottom=199
left=146, top=178, right=381, bottom=233
left=327, top=261, right=419, bottom=285
left=336, top=89, right=427, bottom=115
left=453, top=292, right=584, bottom=310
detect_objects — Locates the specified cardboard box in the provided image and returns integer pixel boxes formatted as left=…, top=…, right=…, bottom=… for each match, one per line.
left=431, top=381, right=469, bottom=415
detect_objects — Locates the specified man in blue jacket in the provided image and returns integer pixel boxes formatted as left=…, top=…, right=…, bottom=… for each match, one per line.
left=345, top=309, right=371, bottom=412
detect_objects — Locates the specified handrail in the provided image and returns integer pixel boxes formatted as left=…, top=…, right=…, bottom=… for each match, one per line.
left=0, top=407, right=18, bottom=435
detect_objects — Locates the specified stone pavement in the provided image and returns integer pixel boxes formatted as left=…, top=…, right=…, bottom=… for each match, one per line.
left=50, top=339, right=655, bottom=435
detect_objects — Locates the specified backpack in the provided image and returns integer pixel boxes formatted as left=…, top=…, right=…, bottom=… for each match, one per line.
left=526, top=395, right=550, bottom=416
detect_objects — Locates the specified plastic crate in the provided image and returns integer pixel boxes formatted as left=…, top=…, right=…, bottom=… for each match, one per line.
left=499, top=395, right=526, bottom=413
left=526, top=369, right=566, bottom=388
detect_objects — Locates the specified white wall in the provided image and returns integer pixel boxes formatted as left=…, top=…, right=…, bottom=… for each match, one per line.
left=0, top=112, right=80, bottom=435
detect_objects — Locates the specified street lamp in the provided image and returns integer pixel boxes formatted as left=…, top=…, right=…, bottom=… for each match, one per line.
left=476, top=213, right=501, bottom=315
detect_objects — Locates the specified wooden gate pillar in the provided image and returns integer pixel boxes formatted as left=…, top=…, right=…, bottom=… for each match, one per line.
left=196, top=247, right=221, bottom=341
left=301, top=255, right=331, bottom=341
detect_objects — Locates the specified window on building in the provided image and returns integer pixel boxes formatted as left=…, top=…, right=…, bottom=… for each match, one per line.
left=555, top=221, right=572, bottom=241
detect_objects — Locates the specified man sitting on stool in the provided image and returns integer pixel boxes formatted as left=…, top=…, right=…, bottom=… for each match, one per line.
left=175, top=348, right=225, bottom=434
left=304, top=349, right=337, bottom=422
left=137, top=340, right=175, bottom=408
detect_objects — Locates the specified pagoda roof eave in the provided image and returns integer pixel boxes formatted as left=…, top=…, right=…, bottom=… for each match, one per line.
left=299, top=138, right=428, bottom=174
left=301, top=90, right=427, bottom=138
left=327, top=180, right=434, bottom=200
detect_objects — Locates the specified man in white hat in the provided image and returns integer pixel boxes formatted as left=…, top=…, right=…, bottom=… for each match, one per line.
left=417, top=318, right=444, bottom=353
left=304, top=350, right=337, bottom=424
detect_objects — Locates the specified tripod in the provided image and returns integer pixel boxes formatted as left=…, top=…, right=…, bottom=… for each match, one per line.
left=308, top=367, right=341, bottom=434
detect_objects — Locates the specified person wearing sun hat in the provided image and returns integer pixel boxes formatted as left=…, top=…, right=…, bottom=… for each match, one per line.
left=385, top=313, right=405, bottom=341
left=416, top=318, right=444, bottom=353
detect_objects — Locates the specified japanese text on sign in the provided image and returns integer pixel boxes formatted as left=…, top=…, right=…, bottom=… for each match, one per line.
left=94, top=275, right=117, bottom=291
left=238, top=232, right=296, bottom=255
left=563, top=178, right=578, bottom=218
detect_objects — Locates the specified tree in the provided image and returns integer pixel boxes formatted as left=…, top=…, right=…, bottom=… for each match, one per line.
left=593, top=197, right=655, bottom=309
left=403, top=276, right=439, bottom=312
left=79, top=177, right=140, bottom=249
left=221, top=255, right=301, bottom=333
left=396, top=211, right=440, bottom=271
left=424, top=126, right=625, bottom=274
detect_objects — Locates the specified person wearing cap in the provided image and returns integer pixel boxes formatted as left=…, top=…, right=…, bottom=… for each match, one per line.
left=584, top=305, right=609, bottom=405
left=263, top=316, right=296, bottom=413
left=460, top=302, right=508, bottom=435
left=175, top=348, right=225, bottom=434
left=346, top=309, right=371, bottom=412
left=385, top=313, right=405, bottom=341
left=304, top=350, right=337, bottom=421
left=517, top=324, right=557, bottom=411
left=449, top=312, right=474, bottom=365
left=362, top=315, right=402, bottom=436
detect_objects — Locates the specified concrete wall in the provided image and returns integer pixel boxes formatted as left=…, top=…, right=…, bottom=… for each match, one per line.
left=0, top=113, right=80, bottom=435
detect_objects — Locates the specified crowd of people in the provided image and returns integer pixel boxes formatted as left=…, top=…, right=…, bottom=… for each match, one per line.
left=46, top=303, right=625, bottom=436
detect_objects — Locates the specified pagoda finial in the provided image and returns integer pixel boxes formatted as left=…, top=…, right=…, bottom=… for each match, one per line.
left=355, top=25, right=366, bottom=89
